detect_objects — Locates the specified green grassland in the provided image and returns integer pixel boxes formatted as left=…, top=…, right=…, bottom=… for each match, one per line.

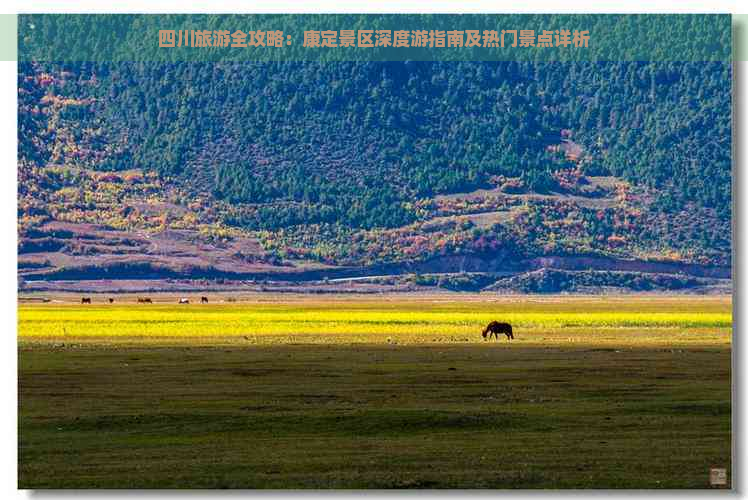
left=18, top=295, right=732, bottom=488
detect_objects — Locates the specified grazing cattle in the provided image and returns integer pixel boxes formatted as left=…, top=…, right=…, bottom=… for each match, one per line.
left=482, top=321, right=514, bottom=341
left=81, top=297, right=91, bottom=304
left=201, top=296, right=209, bottom=304
left=137, top=297, right=152, bottom=304
left=178, top=298, right=190, bottom=304
left=108, top=298, right=114, bottom=304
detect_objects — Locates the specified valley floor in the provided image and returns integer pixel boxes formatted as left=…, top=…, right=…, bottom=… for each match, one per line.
left=17, top=295, right=732, bottom=489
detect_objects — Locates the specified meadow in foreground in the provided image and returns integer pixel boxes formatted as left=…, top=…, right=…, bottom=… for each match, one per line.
left=18, top=295, right=732, bottom=488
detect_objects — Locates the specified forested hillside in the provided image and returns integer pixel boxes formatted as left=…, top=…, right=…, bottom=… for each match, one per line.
left=17, top=60, right=732, bottom=293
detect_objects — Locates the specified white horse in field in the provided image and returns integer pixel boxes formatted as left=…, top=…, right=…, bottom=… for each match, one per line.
left=178, top=298, right=190, bottom=304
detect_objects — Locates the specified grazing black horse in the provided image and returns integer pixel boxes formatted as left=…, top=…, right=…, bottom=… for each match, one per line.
left=81, top=297, right=91, bottom=304
left=482, top=321, right=514, bottom=341
left=201, top=296, right=209, bottom=304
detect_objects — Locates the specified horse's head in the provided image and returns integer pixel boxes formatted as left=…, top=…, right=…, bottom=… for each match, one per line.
left=481, top=328, right=488, bottom=338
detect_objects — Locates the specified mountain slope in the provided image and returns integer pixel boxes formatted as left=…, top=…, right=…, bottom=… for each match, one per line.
left=17, top=61, right=732, bottom=292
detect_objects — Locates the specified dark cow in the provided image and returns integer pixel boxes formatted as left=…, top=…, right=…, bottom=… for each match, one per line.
left=108, top=298, right=114, bottom=304
left=81, top=297, right=92, bottom=304
left=482, top=321, right=514, bottom=341
left=201, top=296, right=209, bottom=304
left=137, top=297, right=152, bottom=304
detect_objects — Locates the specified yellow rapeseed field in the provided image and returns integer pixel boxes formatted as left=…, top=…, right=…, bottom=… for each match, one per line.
left=17, top=295, right=732, bottom=346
